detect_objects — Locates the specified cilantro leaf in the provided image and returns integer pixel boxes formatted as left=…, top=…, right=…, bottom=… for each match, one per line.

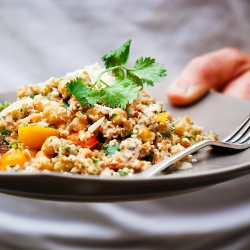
left=102, top=39, right=132, bottom=69
left=66, top=77, right=100, bottom=106
left=128, top=57, right=167, bottom=86
left=66, top=40, right=167, bottom=109
left=105, top=144, right=120, bottom=156
left=127, top=73, right=143, bottom=87
left=100, top=77, right=141, bottom=108
left=66, top=78, right=90, bottom=106
left=87, top=89, right=100, bottom=105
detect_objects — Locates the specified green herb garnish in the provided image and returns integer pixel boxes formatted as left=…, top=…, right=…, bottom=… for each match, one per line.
left=63, top=145, right=70, bottom=152
left=118, top=170, right=127, bottom=176
left=0, top=127, right=9, bottom=138
left=9, top=141, right=18, bottom=149
left=142, top=152, right=154, bottom=162
left=104, top=144, right=120, bottom=156
left=66, top=39, right=167, bottom=109
left=170, top=122, right=175, bottom=131
left=109, top=113, right=117, bottom=120
left=63, top=102, right=70, bottom=109
left=165, top=131, right=171, bottom=138
left=125, top=131, right=134, bottom=137
left=29, top=93, right=37, bottom=99
left=181, top=135, right=196, bottom=141
left=92, top=158, right=99, bottom=164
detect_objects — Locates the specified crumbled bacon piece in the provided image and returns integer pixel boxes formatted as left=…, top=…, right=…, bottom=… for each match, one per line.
left=0, top=144, right=9, bottom=157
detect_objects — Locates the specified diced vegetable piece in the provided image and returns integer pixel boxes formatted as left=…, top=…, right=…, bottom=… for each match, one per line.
left=155, top=112, right=168, bottom=122
left=0, top=150, right=29, bottom=170
left=138, top=127, right=153, bottom=142
left=67, top=133, right=98, bottom=149
left=18, top=126, right=60, bottom=149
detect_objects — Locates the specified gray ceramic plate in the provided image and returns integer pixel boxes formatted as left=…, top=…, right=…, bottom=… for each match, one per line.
left=0, top=90, right=249, bottom=202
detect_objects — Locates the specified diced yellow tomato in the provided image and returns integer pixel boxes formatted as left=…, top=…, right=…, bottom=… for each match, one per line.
left=155, top=112, right=168, bottom=123
left=138, top=127, right=153, bottom=142
left=67, top=133, right=98, bottom=149
left=18, top=126, right=60, bottom=149
left=0, top=150, right=30, bottom=171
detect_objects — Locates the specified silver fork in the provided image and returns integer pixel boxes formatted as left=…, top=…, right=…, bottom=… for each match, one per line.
left=137, top=115, right=250, bottom=178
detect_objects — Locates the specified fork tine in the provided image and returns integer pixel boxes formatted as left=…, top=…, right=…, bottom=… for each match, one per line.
left=236, top=126, right=250, bottom=143
left=230, top=116, right=250, bottom=143
left=223, top=115, right=250, bottom=143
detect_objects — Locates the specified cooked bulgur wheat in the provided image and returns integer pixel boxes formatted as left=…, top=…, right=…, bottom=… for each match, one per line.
left=0, top=63, right=217, bottom=177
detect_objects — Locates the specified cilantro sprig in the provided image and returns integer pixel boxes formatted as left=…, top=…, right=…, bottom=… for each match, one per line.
left=66, top=39, right=167, bottom=108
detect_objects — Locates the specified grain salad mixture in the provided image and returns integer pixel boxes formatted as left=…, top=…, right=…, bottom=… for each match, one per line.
left=0, top=40, right=217, bottom=177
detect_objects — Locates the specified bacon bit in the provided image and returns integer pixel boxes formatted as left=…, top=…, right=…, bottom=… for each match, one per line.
left=67, top=133, right=99, bottom=149
left=107, top=162, right=123, bottom=170
left=133, top=111, right=139, bottom=118
left=0, top=144, right=9, bottom=157
left=132, top=103, right=139, bottom=117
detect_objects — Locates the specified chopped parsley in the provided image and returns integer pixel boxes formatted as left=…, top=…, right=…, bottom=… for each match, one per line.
left=142, top=152, right=154, bottom=162
left=29, top=93, right=38, bottom=99
left=9, top=141, right=18, bottom=149
left=63, top=102, right=70, bottom=109
left=92, top=158, right=99, bottom=164
left=165, top=131, right=171, bottom=138
left=63, top=145, right=71, bottom=152
left=104, top=144, right=120, bottom=156
left=181, top=135, right=196, bottom=141
left=109, top=113, right=117, bottom=120
left=170, top=122, right=175, bottom=131
left=66, top=39, right=167, bottom=109
left=0, top=127, right=9, bottom=138
left=118, top=170, right=127, bottom=176
left=125, top=131, right=134, bottom=137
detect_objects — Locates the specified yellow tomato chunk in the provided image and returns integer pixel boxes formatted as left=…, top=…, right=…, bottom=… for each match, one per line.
left=155, top=112, right=168, bottom=123
left=18, top=126, right=60, bottom=149
left=0, top=150, right=29, bottom=171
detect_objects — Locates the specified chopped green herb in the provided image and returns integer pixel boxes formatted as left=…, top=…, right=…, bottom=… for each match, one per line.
left=9, top=141, right=18, bottom=149
left=29, top=93, right=37, bottom=99
left=181, top=135, right=196, bottom=141
left=92, top=158, right=99, bottom=164
left=63, top=145, right=70, bottom=152
left=63, top=103, right=69, bottom=109
left=165, top=131, right=171, bottom=138
left=125, top=131, right=133, bottom=137
left=118, top=170, right=127, bottom=176
left=0, top=127, right=9, bottom=138
left=142, top=152, right=154, bottom=162
left=170, top=122, right=175, bottom=131
left=109, top=113, right=117, bottom=120
left=157, top=133, right=163, bottom=138
left=104, top=144, right=120, bottom=156
left=66, top=40, right=167, bottom=109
